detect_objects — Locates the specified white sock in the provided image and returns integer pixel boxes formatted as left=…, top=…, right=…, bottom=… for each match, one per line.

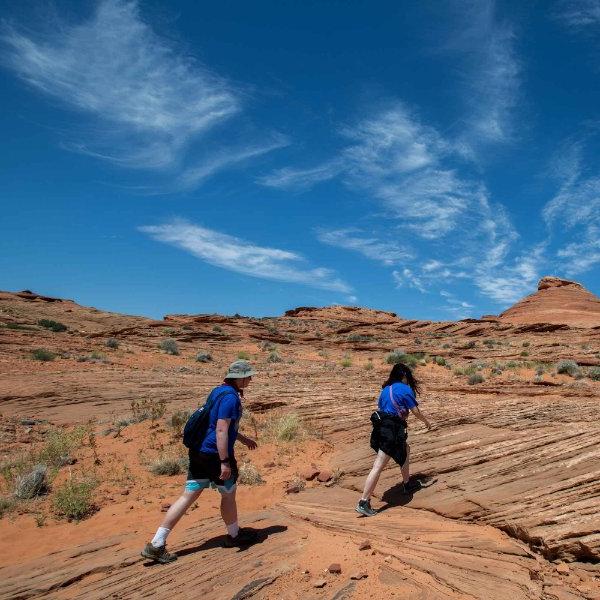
left=151, top=527, right=170, bottom=548
left=226, top=522, right=239, bottom=538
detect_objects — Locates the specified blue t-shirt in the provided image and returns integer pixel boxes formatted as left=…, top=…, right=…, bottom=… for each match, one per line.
left=199, top=385, right=242, bottom=456
left=378, top=382, right=418, bottom=420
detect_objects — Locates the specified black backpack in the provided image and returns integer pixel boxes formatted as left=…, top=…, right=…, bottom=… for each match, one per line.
left=182, top=386, right=234, bottom=449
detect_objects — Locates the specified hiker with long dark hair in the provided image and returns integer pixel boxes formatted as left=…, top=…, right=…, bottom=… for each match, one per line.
left=141, top=360, right=259, bottom=563
left=356, top=362, right=432, bottom=517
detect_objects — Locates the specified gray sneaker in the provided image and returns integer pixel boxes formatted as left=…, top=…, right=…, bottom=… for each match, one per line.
left=355, top=499, right=377, bottom=517
left=141, top=542, right=178, bottom=564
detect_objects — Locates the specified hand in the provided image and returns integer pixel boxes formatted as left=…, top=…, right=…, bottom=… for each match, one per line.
left=244, top=437, right=258, bottom=450
left=220, top=463, right=232, bottom=481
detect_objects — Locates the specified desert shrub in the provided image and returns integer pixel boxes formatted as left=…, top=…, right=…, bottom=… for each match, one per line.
left=267, top=351, right=282, bottom=363
left=14, top=464, right=48, bottom=499
left=463, top=365, right=477, bottom=376
left=265, top=413, right=303, bottom=442
left=434, top=356, right=446, bottom=366
left=0, top=497, right=15, bottom=518
left=52, top=478, right=96, bottom=521
left=483, top=339, right=495, bottom=347
left=163, top=327, right=178, bottom=336
left=365, top=360, right=374, bottom=371
left=522, top=341, right=530, bottom=347
left=520, top=351, right=529, bottom=357
left=317, top=349, right=328, bottom=358
left=464, top=340, right=477, bottom=349
left=195, top=351, right=212, bottom=362
left=130, top=398, right=167, bottom=423
left=31, top=348, right=56, bottom=362
left=385, top=350, right=422, bottom=368
left=260, top=341, right=277, bottom=351
left=442, top=343, right=452, bottom=349
left=340, top=356, right=352, bottom=368
left=38, top=319, right=67, bottom=332
left=159, top=339, right=179, bottom=355
left=237, top=350, right=250, bottom=360
left=588, top=367, right=600, bottom=381
left=105, top=338, right=119, bottom=349
left=468, top=373, right=484, bottom=385
left=238, top=462, right=264, bottom=485
left=535, top=367, right=544, bottom=376
left=148, top=456, right=185, bottom=476
left=212, top=325, right=224, bottom=333
left=347, top=333, right=372, bottom=342
left=506, top=361, right=518, bottom=369
left=90, top=350, right=107, bottom=361
left=556, top=360, right=580, bottom=377
left=170, top=410, right=190, bottom=436
left=38, top=427, right=86, bottom=467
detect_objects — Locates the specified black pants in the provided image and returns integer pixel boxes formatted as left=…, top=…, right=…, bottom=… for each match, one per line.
left=369, top=411, right=408, bottom=466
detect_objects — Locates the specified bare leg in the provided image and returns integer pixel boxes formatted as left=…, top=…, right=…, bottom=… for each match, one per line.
left=220, top=488, right=238, bottom=526
left=361, top=450, right=391, bottom=500
left=160, top=489, right=203, bottom=530
left=401, top=443, right=410, bottom=484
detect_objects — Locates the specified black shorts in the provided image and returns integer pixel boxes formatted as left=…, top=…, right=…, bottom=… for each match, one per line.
left=185, top=450, right=238, bottom=493
left=369, top=411, right=408, bottom=466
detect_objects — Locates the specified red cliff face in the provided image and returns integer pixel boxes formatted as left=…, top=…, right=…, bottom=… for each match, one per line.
left=499, top=276, right=600, bottom=327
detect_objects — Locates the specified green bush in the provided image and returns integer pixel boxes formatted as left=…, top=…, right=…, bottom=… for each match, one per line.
left=237, top=350, right=250, bottom=360
left=38, top=427, right=86, bottom=467
left=340, top=357, right=352, bottom=368
left=31, top=348, right=56, bottom=362
left=260, top=341, right=277, bottom=351
left=212, top=325, right=224, bottom=333
left=52, top=478, right=96, bottom=521
left=38, top=319, right=67, bottom=332
left=364, top=360, right=374, bottom=371
left=520, top=351, right=529, bottom=357
left=468, top=373, right=484, bottom=385
left=434, top=356, right=446, bottom=366
left=105, top=338, right=119, bottom=349
left=464, top=340, right=477, bottom=349
left=159, top=339, right=179, bottom=355
left=588, top=367, right=600, bottom=381
left=556, top=360, right=579, bottom=377
left=522, top=341, right=530, bottom=347
left=442, top=343, right=451, bottom=349
left=385, top=350, right=422, bottom=368
left=0, top=497, right=15, bottom=518
left=267, top=351, right=282, bottom=363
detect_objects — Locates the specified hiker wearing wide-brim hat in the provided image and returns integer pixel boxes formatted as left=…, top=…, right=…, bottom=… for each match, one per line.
left=142, top=359, right=259, bottom=564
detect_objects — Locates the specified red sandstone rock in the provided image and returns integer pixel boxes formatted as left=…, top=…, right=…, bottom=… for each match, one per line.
left=327, top=563, right=342, bottom=574
left=317, top=470, right=332, bottom=482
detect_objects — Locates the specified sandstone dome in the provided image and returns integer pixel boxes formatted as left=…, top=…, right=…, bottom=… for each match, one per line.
left=499, top=276, right=600, bottom=327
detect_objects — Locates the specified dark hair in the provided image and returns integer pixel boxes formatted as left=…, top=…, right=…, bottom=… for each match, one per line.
left=224, top=378, right=244, bottom=396
left=382, top=363, right=420, bottom=395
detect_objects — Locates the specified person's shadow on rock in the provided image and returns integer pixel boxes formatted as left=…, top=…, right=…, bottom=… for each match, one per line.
left=142, top=525, right=288, bottom=565
left=377, top=483, right=414, bottom=513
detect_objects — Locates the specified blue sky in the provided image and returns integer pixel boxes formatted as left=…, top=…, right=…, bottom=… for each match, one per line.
left=1, top=0, right=599, bottom=320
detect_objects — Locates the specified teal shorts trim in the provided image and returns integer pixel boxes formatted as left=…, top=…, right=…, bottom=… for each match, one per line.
left=185, top=478, right=237, bottom=494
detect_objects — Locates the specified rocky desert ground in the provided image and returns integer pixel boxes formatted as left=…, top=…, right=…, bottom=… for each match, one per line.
left=0, top=276, right=599, bottom=600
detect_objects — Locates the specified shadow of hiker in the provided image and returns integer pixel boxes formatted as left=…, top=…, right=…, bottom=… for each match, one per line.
left=142, top=525, right=289, bottom=565
left=377, top=482, right=413, bottom=513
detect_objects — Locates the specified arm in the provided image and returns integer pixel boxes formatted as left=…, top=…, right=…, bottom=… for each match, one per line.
left=410, top=406, right=432, bottom=430
left=216, top=418, right=232, bottom=480
left=237, top=432, right=258, bottom=450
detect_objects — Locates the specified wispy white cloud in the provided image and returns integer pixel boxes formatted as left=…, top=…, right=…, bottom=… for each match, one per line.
left=392, top=268, right=426, bottom=293
left=258, top=159, right=343, bottom=190
left=454, top=1, right=520, bottom=146
left=554, top=0, right=600, bottom=28
left=543, top=143, right=600, bottom=275
left=316, top=228, right=412, bottom=265
left=439, top=290, right=475, bottom=319
left=1, top=0, right=281, bottom=186
left=139, top=219, right=352, bottom=293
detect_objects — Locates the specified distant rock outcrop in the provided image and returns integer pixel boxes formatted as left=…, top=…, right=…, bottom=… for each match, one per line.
left=499, top=276, right=600, bottom=327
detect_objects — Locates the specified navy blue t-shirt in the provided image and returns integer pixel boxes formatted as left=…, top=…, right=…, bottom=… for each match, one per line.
left=377, top=382, right=418, bottom=420
left=199, top=385, right=242, bottom=456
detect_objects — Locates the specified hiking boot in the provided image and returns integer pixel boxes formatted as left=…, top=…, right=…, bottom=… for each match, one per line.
left=141, top=542, right=178, bottom=564
left=355, top=498, right=377, bottom=517
left=224, top=528, right=258, bottom=547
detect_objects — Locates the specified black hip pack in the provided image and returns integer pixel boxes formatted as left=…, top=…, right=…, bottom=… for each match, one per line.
left=370, top=410, right=408, bottom=465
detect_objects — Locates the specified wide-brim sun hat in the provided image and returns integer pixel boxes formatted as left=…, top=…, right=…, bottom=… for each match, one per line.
left=225, top=359, right=257, bottom=379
